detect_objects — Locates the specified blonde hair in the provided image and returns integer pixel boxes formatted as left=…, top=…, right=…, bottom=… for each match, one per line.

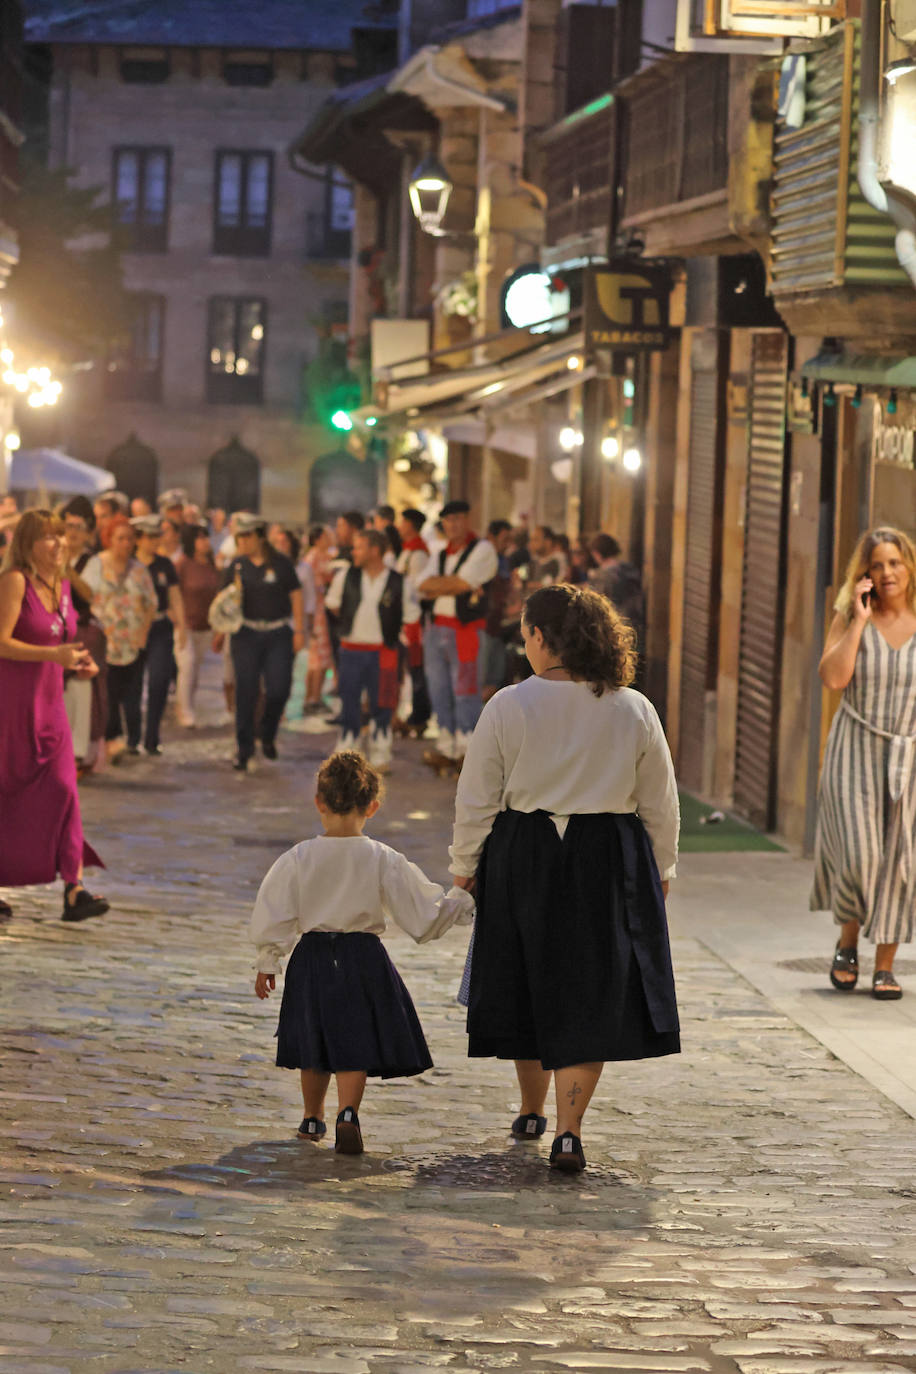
left=1, top=508, right=64, bottom=580
left=835, top=526, right=916, bottom=620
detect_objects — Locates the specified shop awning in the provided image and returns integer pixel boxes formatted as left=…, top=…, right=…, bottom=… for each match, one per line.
left=799, top=351, right=916, bottom=387
left=8, top=447, right=116, bottom=498
left=367, top=329, right=587, bottom=428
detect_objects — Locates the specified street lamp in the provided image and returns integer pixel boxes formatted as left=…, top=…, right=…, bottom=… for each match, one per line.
left=408, top=154, right=453, bottom=235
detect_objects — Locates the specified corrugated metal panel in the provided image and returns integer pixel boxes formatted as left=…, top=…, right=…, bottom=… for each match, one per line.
left=679, top=363, right=721, bottom=792
left=770, top=21, right=909, bottom=295
left=733, top=332, right=789, bottom=830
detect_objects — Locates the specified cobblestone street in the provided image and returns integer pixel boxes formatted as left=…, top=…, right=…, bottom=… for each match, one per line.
left=3, top=682, right=916, bottom=1374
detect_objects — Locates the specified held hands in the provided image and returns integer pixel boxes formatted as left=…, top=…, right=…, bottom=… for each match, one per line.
left=453, top=874, right=476, bottom=895
left=853, top=577, right=874, bottom=622
left=293, top=631, right=306, bottom=655
left=255, top=972, right=275, bottom=999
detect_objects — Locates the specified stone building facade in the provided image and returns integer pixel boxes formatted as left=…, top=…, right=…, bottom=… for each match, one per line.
left=27, top=1, right=394, bottom=521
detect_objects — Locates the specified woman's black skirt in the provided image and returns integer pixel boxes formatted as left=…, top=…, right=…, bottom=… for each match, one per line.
left=276, top=931, right=433, bottom=1078
left=467, top=809, right=680, bottom=1070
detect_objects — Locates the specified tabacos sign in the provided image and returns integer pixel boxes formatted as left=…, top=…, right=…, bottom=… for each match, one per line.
left=584, top=260, right=672, bottom=354
left=873, top=400, right=915, bottom=470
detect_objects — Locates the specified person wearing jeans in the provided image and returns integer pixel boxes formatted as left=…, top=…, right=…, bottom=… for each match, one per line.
left=132, top=515, right=187, bottom=756
left=324, top=529, right=402, bottom=772
left=417, top=500, right=497, bottom=767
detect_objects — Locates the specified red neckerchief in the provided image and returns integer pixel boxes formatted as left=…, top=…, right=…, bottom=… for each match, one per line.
left=446, top=531, right=476, bottom=555
left=403, top=535, right=428, bottom=553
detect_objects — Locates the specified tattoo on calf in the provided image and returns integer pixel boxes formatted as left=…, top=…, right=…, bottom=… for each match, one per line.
left=566, top=1082, right=582, bottom=1106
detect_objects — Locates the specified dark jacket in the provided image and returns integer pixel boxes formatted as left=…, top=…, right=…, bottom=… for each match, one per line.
left=337, top=565, right=403, bottom=648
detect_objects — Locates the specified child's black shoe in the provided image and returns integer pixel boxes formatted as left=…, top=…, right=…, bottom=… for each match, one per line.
left=296, top=1116, right=326, bottom=1141
left=335, top=1107, right=364, bottom=1155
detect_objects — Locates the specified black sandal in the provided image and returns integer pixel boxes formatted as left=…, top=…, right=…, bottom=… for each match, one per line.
left=511, top=1112, right=547, bottom=1140
left=296, top=1116, right=327, bottom=1141
left=61, top=883, right=109, bottom=922
left=872, top=969, right=903, bottom=1000
left=0, top=898, right=12, bottom=922
left=549, top=1132, right=586, bottom=1173
left=829, top=943, right=858, bottom=990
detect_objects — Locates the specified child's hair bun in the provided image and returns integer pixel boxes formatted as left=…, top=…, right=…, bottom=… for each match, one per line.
left=316, top=751, right=383, bottom=815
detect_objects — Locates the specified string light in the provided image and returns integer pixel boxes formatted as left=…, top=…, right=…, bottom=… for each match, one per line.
left=0, top=335, right=64, bottom=407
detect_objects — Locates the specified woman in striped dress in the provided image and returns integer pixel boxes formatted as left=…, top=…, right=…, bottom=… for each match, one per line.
left=812, top=527, right=916, bottom=1000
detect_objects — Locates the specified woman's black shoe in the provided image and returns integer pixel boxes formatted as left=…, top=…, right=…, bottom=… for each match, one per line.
left=262, top=741, right=278, bottom=761
left=335, top=1107, right=364, bottom=1155
left=145, top=745, right=163, bottom=757
left=511, top=1112, right=548, bottom=1140
left=549, top=1132, right=586, bottom=1173
left=232, top=756, right=249, bottom=772
left=830, top=942, right=858, bottom=990
left=0, top=897, right=12, bottom=921
left=61, top=884, right=109, bottom=922
left=296, top=1116, right=327, bottom=1141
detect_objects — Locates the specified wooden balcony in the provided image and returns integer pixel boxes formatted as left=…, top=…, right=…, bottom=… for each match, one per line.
left=618, top=54, right=733, bottom=257
left=537, top=95, right=615, bottom=268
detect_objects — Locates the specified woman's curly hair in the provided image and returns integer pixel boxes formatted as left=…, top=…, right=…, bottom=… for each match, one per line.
left=523, top=584, right=637, bottom=697
left=316, top=751, right=383, bottom=815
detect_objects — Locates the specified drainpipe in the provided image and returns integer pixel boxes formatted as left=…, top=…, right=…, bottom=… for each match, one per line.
left=859, top=0, right=916, bottom=289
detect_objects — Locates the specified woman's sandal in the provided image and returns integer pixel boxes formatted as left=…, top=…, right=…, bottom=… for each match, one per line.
left=829, top=943, right=858, bottom=991
left=0, top=898, right=12, bottom=922
left=61, top=884, right=109, bottom=922
left=549, top=1132, right=586, bottom=1174
left=872, top=969, right=903, bottom=1001
left=296, top=1116, right=327, bottom=1141
left=511, top=1112, right=548, bottom=1140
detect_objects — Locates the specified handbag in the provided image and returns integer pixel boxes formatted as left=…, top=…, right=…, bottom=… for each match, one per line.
left=208, top=574, right=243, bottom=634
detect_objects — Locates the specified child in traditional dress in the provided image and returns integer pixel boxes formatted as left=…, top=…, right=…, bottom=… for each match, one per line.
left=252, top=751, right=474, bottom=1154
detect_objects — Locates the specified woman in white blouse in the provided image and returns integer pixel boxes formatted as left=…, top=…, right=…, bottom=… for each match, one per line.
left=450, top=584, right=680, bottom=1173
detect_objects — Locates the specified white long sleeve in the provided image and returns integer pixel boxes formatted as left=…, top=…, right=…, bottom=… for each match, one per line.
left=250, top=836, right=474, bottom=974
left=380, top=849, right=474, bottom=943
left=450, top=678, right=679, bottom=880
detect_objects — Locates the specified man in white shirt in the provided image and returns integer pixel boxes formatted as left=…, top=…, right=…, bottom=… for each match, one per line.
left=416, top=499, right=498, bottom=767
left=324, top=529, right=403, bottom=770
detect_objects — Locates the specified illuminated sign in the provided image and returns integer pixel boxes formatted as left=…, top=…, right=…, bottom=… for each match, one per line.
left=500, top=265, right=571, bottom=334
left=584, top=261, right=672, bottom=355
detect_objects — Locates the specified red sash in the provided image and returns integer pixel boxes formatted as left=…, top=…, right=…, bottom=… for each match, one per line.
left=340, top=641, right=400, bottom=709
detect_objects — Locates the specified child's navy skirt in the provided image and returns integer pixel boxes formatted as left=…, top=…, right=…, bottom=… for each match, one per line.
left=276, top=930, right=433, bottom=1079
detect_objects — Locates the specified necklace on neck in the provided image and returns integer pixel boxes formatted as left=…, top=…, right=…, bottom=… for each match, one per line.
left=539, top=664, right=568, bottom=677
left=34, top=572, right=59, bottom=603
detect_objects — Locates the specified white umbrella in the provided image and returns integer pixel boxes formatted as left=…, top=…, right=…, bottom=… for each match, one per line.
left=9, top=448, right=116, bottom=499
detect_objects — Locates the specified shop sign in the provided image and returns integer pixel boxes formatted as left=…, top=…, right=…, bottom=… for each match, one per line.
left=584, top=260, right=672, bottom=355
left=872, top=401, right=916, bottom=469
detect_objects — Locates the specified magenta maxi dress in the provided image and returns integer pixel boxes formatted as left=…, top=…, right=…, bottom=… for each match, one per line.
left=0, top=579, right=104, bottom=886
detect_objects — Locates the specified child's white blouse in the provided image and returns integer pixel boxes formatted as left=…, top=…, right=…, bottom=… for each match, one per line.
left=251, top=835, right=474, bottom=974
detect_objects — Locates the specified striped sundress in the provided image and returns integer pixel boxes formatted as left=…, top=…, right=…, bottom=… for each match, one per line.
left=811, top=620, right=916, bottom=944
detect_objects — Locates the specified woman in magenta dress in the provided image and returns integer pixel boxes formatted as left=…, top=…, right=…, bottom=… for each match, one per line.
left=0, top=509, right=109, bottom=923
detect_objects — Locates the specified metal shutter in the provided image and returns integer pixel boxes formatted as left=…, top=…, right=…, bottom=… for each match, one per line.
left=678, top=363, right=722, bottom=792
left=733, top=331, right=790, bottom=829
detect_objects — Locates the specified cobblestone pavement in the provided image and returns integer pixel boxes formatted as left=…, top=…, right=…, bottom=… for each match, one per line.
left=2, top=678, right=916, bottom=1374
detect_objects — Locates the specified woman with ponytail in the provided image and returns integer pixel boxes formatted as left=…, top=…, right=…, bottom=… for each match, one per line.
left=449, top=584, right=680, bottom=1174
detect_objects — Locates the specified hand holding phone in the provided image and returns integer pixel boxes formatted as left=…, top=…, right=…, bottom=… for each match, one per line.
left=855, top=576, right=875, bottom=619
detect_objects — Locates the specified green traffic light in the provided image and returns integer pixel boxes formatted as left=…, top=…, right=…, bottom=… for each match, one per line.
left=331, top=410, right=353, bottom=431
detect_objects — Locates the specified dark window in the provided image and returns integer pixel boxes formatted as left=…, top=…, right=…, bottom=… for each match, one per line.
left=113, top=147, right=170, bottom=251
left=224, top=58, right=273, bottom=86
left=306, top=168, right=353, bottom=259
left=121, top=57, right=170, bottom=83
left=105, top=295, right=165, bottom=401
left=207, top=297, right=266, bottom=404
left=213, top=150, right=273, bottom=256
